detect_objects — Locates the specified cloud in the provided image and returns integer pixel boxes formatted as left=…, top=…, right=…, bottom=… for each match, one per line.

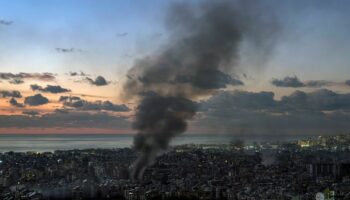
left=0, top=112, right=130, bottom=129
left=199, top=90, right=275, bottom=111
left=69, top=71, right=88, bottom=77
left=271, top=76, right=336, bottom=88
left=116, top=32, right=128, bottom=37
left=30, top=84, right=71, bottom=93
left=8, top=79, right=24, bottom=85
left=60, top=96, right=84, bottom=108
left=280, top=89, right=350, bottom=111
left=55, top=48, right=83, bottom=53
left=0, top=20, right=13, bottom=26
left=24, top=94, right=49, bottom=106
left=96, top=101, right=130, bottom=112
left=271, top=76, right=305, bottom=88
left=0, top=72, right=56, bottom=82
left=202, top=89, right=350, bottom=113
left=0, top=90, right=22, bottom=98
left=304, top=80, right=332, bottom=87
left=59, top=96, right=81, bottom=102
left=60, top=96, right=130, bottom=112
left=196, top=89, right=350, bottom=135
left=22, top=110, right=40, bottom=117
left=54, top=108, right=71, bottom=114
left=345, top=80, right=350, bottom=86
left=86, top=76, right=109, bottom=86
left=9, top=98, right=24, bottom=108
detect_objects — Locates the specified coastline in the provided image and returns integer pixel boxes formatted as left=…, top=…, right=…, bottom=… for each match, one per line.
left=0, top=133, right=309, bottom=152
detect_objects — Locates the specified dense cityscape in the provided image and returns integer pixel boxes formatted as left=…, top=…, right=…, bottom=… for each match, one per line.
left=1, top=134, right=350, bottom=200
left=2, top=0, right=350, bottom=199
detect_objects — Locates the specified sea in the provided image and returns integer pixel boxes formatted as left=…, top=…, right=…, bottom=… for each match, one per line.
left=0, top=134, right=308, bottom=152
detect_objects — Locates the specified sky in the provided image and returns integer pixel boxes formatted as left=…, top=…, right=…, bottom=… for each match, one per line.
left=1, top=0, right=350, bottom=136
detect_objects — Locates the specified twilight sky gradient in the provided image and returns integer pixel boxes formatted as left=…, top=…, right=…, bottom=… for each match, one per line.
left=1, top=0, right=350, bottom=135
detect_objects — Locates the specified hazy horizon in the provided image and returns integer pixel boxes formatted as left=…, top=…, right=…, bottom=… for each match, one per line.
left=0, top=133, right=312, bottom=152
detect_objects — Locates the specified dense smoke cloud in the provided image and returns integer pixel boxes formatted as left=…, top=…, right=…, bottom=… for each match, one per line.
left=131, top=95, right=197, bottom=179
left=123, top=0, right=280, bottom=180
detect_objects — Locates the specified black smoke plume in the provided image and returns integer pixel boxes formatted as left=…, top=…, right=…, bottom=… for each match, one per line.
left=123, top=0, right=280, bottom=180
left=131, top=95, right=197, bottom=179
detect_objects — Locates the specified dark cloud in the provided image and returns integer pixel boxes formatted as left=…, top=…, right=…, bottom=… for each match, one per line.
left=22, top=110, right=40, bottom=117
left=69, top=72, right=78, bottom=76
left=8, top=79, right=24, bottom=85
left=60, top=96, right=130, bottom=112
left=9, top=98, right=24, bottom=108
left=280, top=89, right=350, bottom=111
left=0, top=90, right=22, bottom=98
left=30, top=84, right=71, bottom=94
left=30, top=84, right=41, bottom=91
left=61, top=96, right=84, bottom=108
left=86, top=76, right=109, bottom=86
left=272, top=76, right=336, bottom=88
left=201, top=89, right=350, bottom=113
left=197, top=89, right=350, bottom=135
left=0, top=112, right=129, bottom=129
left=69, top=71, right=88, bottom=77
left=0, top=72, right=56, bottom=82
left=271, top=76, right=305, bottom=88
left=97, top=101, right=130, bottom=112
left=59, top=96, right=81, bottom=102
left=0, top=20, right=13, bottom=26
left=55, top=48, right=83, bottom=53
left=200, top=90, right=275, bottom=111
left=24, top=94, right=49, bottom=106
left=305, top=80, right=332, bottom=88
left=54, top=108, right=71, bottom=114
left=345, top=80, right=350, bottom=86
